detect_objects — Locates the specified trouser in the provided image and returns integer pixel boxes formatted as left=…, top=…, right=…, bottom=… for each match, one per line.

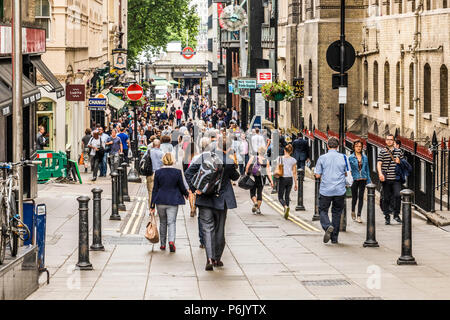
left=197, top=205, right=227, bottom=261
left=239, top=163, right=245, bottom=176
left=91, top=155, right=100, bottom=178
left=109, top=153, right=120, bottom=174
left=297, top=159, right=306, bottom=170
left=198, top=217, right=204, bottom=246
left=100, top=152, right=108, bottom=176
left=278, top=177, right=293, bottom=207
left=250, top=176, right=264, bottom=201
left=146, top=175, right=154, bottom=209
left=184, top=111, right=189, bottom=121
left=123, top=149, right=129, bottom=164
left=192, top=109, right=196, bottom=120
left=156, top=204, right=178, bottom=245
left=351, top=179, right=367, bottom=216
left=177, top=118, right=181, bottom=126
left=319, top=194, right=346, bottom=242
left=382, top=180, right=402, bottom=217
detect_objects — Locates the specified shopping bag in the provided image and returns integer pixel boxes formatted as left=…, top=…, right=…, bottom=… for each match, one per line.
left=145, top=211, right=159, bottom=243
left=78, top=154, right=84, bottom=166
left=238, top=174, right=255, bottom=190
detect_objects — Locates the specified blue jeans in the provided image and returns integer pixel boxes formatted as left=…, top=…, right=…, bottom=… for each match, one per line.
left=156, top=204, right=179, bottom=245
left=319, top=194, right=345, bottom=241
left=100, top=152, right=108, bottom=176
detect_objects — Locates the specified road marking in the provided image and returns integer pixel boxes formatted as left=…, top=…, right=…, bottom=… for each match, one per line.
left=122, top=199, right=142, bottom=235
left=131, top=200, right=146, bottom=234
left=262, top=193, right=320, bottom=232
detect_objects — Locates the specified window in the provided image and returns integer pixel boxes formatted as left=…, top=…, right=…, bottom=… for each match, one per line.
left=384, top=61, right=390, bottom=104
left=364, top=60, right=369, bottom=101
left=374, top=121, right=379, bottom=135
left=409, top=63, right=414, bottom=109
left=308, top=59, right=313, bottom=97
left=394, top=62, right=400, bottom=106
left=424, top=63, right=431, bottom=113
left=373, top=61, right=379, bottom=102
left=399, top=0, right=403, bottom=13
left=426, top=0, right=431, bottom=9
left=420, top=160, right=426, bottom=192
left=384, top=124, right=390, bottom=135
left=386, top=0, right=390, bottom=14
left=412, top=0, right=415, bottom=11
left=35, top=0, right=51, bottom=40
left=444, top=0, right=448, bottom=8
left=441, top=65, right=448, bottom=117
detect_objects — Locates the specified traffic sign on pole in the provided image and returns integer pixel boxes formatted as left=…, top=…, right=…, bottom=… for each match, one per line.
left=126, top=84, right=143, bottom=101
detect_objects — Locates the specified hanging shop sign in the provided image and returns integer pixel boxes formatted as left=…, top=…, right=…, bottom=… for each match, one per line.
left=112, top=48, right=128, bottom=70
left=181, top=47, right=196, bottom=59
left=66, top=84, right=86, bottom=101
left=257, top=69, right=273, bottom=84
left=293, top=78, right=304, bottom=98
left=88, top=97, right=107, bottom=110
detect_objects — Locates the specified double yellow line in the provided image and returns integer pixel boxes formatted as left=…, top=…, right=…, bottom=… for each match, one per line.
left=122, top=197, right=146, bottom=235
left=261, top=193, right=320, bottom=232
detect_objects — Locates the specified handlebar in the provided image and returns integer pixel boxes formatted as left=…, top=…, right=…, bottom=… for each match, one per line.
left=0, top=159, right=42, bottom=169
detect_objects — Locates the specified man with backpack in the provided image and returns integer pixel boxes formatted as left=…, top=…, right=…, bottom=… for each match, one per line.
left=184, top=136, right=240, bottom=271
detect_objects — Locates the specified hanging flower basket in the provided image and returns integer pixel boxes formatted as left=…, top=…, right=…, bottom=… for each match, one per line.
left=261, top=81, right=295, bottom=102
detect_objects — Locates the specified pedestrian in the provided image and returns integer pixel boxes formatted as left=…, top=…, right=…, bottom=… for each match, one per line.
left=87, top=131, right=105, bottom=181
left=160, top=135, right=174, bottom=157
left=36, top=125, right=47, bottom=150
left=292, top=132, right=310, bottom=169
left=81, top=128, right=92, bottom=173
left=348, top=140, right=371, bottom=223
left=246, top=146, right=274, bottom=214
left=183, top=96, right=191, bottom=121
left=98, top=126, right=110, bottom=177
left=377, top=133, right=403, bottom=225
left=138, top=128, right=148, bottom=148
left=251, top=127, right=266, bottom=156
left=105, top=128, right=123, bottom=174
left=150, top=153, right=189, bottom=252
left=276, top=144, right=298, bottom=219
left=239, top=133, right=249, bottom=175
left=314, top=137, right=349, bottom=244
left=185, top=135, right=240, bottom=271
left=175, top=107, right=183, bottom=127
left=118, top=127, right=130, bottom=163
left=144, top=139, right=163, bottom=210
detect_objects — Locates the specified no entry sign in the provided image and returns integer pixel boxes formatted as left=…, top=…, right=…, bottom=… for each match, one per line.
left=181, top=47, right=196, bottom=59
left=126, top=84, right=143, bottom=101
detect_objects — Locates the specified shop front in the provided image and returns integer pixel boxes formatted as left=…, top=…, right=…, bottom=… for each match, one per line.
left=172, top=72, right=206, bottom=95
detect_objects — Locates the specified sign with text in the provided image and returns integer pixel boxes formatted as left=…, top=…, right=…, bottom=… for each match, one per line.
left=257, top=69, right=273, bottom=84
left=237, top=79, right=257, bottom=90
left=293, top=78, right=304, bottom=98
left=88, top=98, right=107, bottom=109
left=255, top=91, right=266, bottom=119
left=66, top=84, right=86, bottom=101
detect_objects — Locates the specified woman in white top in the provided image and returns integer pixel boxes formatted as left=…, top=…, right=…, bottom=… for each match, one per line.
left=276, top=144, right=298, bottom=219
left=160, top=135, right=174, bottom=158
left=88, top=131, right=104, bottom=181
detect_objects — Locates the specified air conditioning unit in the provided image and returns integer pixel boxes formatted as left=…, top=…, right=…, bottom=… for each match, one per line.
left=372, top=101, right=379, bottom=108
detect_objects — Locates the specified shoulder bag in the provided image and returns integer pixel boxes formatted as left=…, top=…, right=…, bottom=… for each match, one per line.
left=273, top=157, right=284, bottom=178
left=145, top=211, right=159, bottom=243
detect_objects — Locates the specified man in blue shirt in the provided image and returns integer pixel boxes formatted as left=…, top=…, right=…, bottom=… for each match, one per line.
left=117, top=127, right=130, bottom=163
left=314, top=137, right=348, bottom=244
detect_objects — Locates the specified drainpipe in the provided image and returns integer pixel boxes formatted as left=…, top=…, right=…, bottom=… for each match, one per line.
left=412, top=1, right=423, bottom=140
left=400, top=44, right=405, bottom=136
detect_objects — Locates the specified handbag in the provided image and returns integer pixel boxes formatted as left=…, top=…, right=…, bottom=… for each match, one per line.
left=238, top=174, right=255, bottom=190
left=343, top=154, right=354, bottom=186
left=145, top=211, right=159, bottom=243
left=273, top=157, right=284, bottom=178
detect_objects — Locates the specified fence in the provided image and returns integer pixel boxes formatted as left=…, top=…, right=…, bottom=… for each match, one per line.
left=301, top=127, right=439, bottom=214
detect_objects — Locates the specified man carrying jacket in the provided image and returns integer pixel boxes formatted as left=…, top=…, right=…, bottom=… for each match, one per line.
left=185, top=136, right=240, bottom=271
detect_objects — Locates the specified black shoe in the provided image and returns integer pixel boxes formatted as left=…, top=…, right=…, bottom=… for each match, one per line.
left=323, top=226, right=334, bottom=243
left=84, top=168, right=88, bottom=173
left=205, top=259, right=214, bottom=271
left=331, top=239, right=338, bottom=244
left=91, top=177, right=97, bottom=181
left=213, top=260, right=224, bottom=267
left=385, top=217, right=391, bottom=225
left=199, top=244, right=205, bottom=249
left=394, top=216, right=402, bottom=223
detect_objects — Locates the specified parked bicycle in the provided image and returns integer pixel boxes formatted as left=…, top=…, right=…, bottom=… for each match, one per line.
left=0, top=159, right=41, bottom=264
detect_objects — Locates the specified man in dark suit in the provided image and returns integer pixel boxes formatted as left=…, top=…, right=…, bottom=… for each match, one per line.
left=185, top=136, right=240, bottom=271
left=293, top=133, right=310, bottom=169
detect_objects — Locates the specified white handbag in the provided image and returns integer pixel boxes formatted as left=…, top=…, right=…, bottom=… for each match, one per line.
left=343, top=155, right=353, bottom=186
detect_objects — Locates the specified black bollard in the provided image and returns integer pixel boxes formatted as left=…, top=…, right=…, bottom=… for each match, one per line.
left=117, top=167, right=126, bottom=211
left=90, top=188, right=105, bottom=251
left=121, top=162, right=130, bottom=202
left=76, top=196, right=93, bottom=270
left=109, top=172, right=121, bottom=220
left=295, top=168, right=305, bottom=211
left=397, top=189, right=417, bottom=265
left=312, top=177, right=320, bottom=221
left=363, top=184, right=379, bottom=247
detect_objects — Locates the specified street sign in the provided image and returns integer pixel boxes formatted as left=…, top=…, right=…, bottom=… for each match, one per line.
left=238, top=79, right=257, bottom=89
left=255, top=91, right=266, bottom=119
left=66, top=84, right=85, bottom=101
left=228, top=81, right=234, bottom=93
left=293, top=78, right=304, bottom=98
left=326, top=40, right=356, bottom=73
left=181, top=47, right=196, bottom=59
left=257, top=69, right=273, bottom=84
left=126, top=84, right=144, bottom=101
left=88, top=98, right=107, bottom=108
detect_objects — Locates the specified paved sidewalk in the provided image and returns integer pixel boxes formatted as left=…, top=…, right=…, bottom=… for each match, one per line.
left=27, top=172, right=450, bottom=300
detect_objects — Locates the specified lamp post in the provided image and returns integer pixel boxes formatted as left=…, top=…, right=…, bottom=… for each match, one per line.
left=127, top=100, right=142, bottom=183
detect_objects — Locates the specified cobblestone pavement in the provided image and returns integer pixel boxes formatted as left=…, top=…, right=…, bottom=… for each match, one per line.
left=27, top=171, right=450, bottom=300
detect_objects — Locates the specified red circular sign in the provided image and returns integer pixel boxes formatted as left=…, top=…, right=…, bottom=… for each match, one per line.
left=126, top=84, right=143, bottom=101
left=182, top=47, right=195, bottom=60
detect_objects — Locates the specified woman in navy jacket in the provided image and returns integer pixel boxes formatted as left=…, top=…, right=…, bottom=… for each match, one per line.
left=151, top=152, right=189, bottom=252
left=348, top=140, right=372, bottom=223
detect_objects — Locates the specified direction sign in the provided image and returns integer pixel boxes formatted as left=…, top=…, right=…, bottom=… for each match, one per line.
left=326, top=40, right=356, bottom=73
left=293, top=78, right=304, bottom=98
left=126, top=84, right=144, bottom=101
left=237, top=79, right=257, bottom=89
left=257, top=69, right=273, bottom=84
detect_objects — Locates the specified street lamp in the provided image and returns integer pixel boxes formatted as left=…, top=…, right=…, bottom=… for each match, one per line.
left=127, top=99, right=142, bottom=183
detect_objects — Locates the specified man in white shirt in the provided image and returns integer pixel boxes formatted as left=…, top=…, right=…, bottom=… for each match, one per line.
left=251, top=128, right=266, bottom=156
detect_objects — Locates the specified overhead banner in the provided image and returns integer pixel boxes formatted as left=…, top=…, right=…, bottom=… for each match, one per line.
left=218, top=3, right=224, bottom=29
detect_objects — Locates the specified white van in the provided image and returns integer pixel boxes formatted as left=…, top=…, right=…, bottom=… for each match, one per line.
left=155, top=85, right=168, bottom=99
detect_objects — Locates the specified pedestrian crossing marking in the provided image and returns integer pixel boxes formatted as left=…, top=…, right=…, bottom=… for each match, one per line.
left=131, top=200, right=146, bottom=234
left=122, top=199, right=143, bottom=235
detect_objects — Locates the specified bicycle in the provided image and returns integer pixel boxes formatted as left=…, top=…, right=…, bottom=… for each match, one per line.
left=0, top=159, right=41, bottom=264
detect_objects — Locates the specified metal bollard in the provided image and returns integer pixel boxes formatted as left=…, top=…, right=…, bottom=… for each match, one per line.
left=295, top=168, right=305, bottom=211
left=91, top=188, right=105, bottom=251
left=312, top=177, right=320, bottom=221
left=117, top=167, right=126, bottom=211
left=363, top=184, right=379, bottom=247
left=76, top=196, right=93, bottom=270
left=109, top=172, right=121, bottom=220
left=397, top=189, right=417, bottom=265
left=121, top=162, right=130, bottom=202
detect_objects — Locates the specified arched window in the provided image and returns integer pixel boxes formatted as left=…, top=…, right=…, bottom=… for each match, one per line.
left=396, top=62, right=400, bottom=107
left=308, top=60, right=313, bottom=97
left=441, top=65, right=448, bottom=117
left=399, top=0, right=403, bottom=13
left=384, top=124, right=390, bottom=135
left=424, top=63, right=431, bottom=113
left=426, top=0, right=431, bottom=9
left=384, top=61, right=390, bottom=104
left=444, top=0, right=448, bottom=9
left=363, top=118, right=369, bottom=135
left=409, top=63, right=414, bottom=109
left=299, top=65, right=302, bottom=77
left=412, top=0, right=415, bottom=11
left=386, top=0, right=391, bottom=14
left=364, top=60, right=368, bottom=102
left=309, top=114, right=313, bottom=131
left=35, top=0, right=51, bottom=40
left=373, top=61, right=379, bottom=102
left=374, top=121, right=379, bottom=135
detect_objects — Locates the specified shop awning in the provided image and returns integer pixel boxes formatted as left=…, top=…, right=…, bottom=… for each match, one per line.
left=30, top=56, right=65, bottom=99
left=0, top=81, right=12, bottom=117
left=169, top=80, right=179, bottom=85
left=107, top=92, right=125, bottom=110
left=152, top=79, right=169, bottom=86
left=0, top=61, right=41, bottom=106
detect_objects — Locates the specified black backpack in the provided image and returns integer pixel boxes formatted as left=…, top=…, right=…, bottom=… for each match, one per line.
left=191, top=152, right=224, bottom=196
left=139, top=150, right=153, bottom=176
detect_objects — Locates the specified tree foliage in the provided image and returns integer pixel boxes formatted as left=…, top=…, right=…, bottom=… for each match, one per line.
left=128, top=0, right=200, bottom=67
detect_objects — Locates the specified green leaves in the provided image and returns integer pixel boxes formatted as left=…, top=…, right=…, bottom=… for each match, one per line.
left=128, top=0, right=200, bottom=66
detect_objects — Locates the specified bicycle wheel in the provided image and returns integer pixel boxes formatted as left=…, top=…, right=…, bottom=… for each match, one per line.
left=0, top=201, right=7, bottom=264
left=9, top=192, right=18, bottom=257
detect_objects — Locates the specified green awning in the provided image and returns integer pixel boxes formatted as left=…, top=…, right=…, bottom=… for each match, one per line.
left=152, top=79, right=170, bottom=86
left=107, top=92, right=125, bottom=110
left=169, top=80, right=179, bottom=85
